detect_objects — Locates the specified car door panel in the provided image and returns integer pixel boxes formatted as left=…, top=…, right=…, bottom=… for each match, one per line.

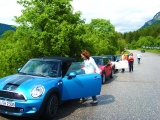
left=61, top=73, right=102, bottom=101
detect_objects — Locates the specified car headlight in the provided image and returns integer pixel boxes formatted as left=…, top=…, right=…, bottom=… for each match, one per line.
left=31, top=85, right=45, bottom=98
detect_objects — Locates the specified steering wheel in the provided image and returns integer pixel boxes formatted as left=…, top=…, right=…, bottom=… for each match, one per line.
left=48, top=70, right=58, bottom=77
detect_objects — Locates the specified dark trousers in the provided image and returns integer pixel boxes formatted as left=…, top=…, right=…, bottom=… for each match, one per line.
left=129, top=61, right=133, bottom=72
left=137, top=58, right=141, bottom=64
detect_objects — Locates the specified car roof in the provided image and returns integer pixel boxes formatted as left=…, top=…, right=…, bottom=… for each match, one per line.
left=92, top=56, right=105, bottom=58
left=30, top=56, right=77, bottom=62
left=101, top=55, right=114, bottom=57
left=92, top=55, right=113, bottom=58
left=102, top=54, right=114, bottom=56
left=115, top=54, right=121, bottom=56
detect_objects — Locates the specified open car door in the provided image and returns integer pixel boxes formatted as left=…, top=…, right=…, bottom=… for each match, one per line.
left=61, top=62, right=102, bottom=101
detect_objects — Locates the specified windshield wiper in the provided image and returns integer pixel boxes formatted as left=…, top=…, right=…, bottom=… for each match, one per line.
left=18, top=72, right=27, bottom=75
left=32, top=73, right=49, bottom=77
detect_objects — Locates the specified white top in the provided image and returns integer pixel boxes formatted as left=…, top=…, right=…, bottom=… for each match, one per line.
left=137, top=53, right=142, bottom=58
left=121, top=55, right=125, bottom=61
left=83, top=57, right=100, bottom=74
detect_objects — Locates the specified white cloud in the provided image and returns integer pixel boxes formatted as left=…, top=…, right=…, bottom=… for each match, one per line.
left=0, top=0, right=160, bottom=33
left=0, top=0, right=23, bottom=25
left=71, top=0, right=160, bottom=32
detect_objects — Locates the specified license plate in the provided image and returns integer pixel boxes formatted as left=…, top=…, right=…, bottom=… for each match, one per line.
left=0, top=100, right=15, bottom=107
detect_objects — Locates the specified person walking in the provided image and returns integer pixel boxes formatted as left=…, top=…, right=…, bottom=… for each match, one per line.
left=137, top=52, right=142, bottom=64
left=128, top=53, right=134, bottom=72
left=80, top=50, right=100, bottom=104
left=120, top=51, right=128, bottom=72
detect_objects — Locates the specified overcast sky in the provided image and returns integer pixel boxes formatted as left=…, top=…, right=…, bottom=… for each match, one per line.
left=0, top=0, right=160, bottom=33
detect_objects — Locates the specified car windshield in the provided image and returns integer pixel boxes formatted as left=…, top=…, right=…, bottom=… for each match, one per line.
left=115, top=55, right=121, bottom=60
left=19, top=60, right=60, bottom=77
left=65, top=62, right=86, bottom=75
left=108, top=56, right=114, bottom=61
left=92, top=58, right=103, bottom=65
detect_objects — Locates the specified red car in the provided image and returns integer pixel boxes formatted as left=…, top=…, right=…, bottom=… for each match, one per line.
left=92, top=56, right=113, bottom=84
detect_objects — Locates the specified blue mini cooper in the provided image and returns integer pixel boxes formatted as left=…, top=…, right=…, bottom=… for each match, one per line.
left=0, top=57, right=102, bottom=120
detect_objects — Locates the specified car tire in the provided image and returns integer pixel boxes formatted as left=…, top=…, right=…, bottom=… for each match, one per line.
left=102, top=72, right=106, bottom=84
left=113, top=66, right=116, bottom=74
left=44, top=94, right=59, bottom=120
left=110, top=69, right=113, bottom=78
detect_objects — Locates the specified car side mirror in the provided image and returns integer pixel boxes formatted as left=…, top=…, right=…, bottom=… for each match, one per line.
left=68, top=72, right=76, bottom=79
left=17, top=68, right=21, bottom=73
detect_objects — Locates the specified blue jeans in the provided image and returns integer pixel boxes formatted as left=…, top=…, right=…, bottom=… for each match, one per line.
left=82, top=96, right=97, bottom=101
left=137, top=58, right=141, bottom=63
left=92, top=96, right=98, bottom=101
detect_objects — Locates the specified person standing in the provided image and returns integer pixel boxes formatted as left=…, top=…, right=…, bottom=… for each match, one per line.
left=128, top=53, right=134, bottom=72
left=80, top=50, right=100, bottom=104
left=137, top=52, right=142, bottom=64
left=120, top=51, right=128, bottom=72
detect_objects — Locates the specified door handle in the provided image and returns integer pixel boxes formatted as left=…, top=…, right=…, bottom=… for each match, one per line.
left=58, top=81, right=62, bottom=85
left=94, top=76, right=101, bottom=80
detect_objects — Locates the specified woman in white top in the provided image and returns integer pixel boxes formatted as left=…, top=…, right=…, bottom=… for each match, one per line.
left=82, top=56, right=100, bottom=74
left=80, top=50, right=100, bottom=104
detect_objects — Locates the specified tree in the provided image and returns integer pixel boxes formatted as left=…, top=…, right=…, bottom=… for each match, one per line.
left=83, top=19, right=118, bottom=55
left=155, top=35, right=160, bottom=47
left=15, top=0, right=85, bottom=58
left=136, top=36, right=146, bottom=48
left=1, top=30, right=15, bottom=41
left=118, top=39, right=126, bottom=52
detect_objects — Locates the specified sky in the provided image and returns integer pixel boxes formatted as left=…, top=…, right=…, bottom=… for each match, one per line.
left=0, top=0, right=160, bottom=33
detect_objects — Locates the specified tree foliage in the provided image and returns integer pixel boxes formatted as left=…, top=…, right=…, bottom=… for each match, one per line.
left=14, top=0, right=86, bottom=58
left=83, top=19, right=118, bottom=55
left=0, top=0, right=119, bottom=77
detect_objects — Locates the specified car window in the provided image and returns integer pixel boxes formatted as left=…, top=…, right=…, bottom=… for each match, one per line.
left=108, top=56, right=114, bottom=61
left=103, top=58, right=110, bottom=64
left=65, top=62, right=86, bottom=76
left=116, top=55, right=121, bottom=60
left=62, top=62, right=72, bottom=77
left=92, top=58, right=103, bottom=65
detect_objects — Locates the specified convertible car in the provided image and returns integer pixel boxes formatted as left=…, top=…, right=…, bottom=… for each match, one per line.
left=102, top=55, right=117, bottom=73
left=114, top=54, right=129, bottom=71
left=92, top=56, right=113, bottom=84
left=0, top=57, right=102, bottom=120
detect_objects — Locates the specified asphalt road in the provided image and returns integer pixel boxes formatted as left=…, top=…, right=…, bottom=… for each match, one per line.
left=0, top=50, right=160, bottom=120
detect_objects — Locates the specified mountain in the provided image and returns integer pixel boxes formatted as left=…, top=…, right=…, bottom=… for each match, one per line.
left=0, top=23, right=15, bottom=36
left=141, top=11, right=160, bottom=28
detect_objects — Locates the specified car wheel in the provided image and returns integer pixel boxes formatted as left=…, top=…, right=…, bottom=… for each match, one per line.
left=110, top=69, right=113, bottom=78
left=113, top=66, right=116, bottom=74
left=44, top=94, right=59, bottom=120
left=102, top=72, right=106, bottom=84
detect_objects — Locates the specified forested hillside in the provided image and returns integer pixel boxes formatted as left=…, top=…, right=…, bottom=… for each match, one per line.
left=141, top=11, right=160, bottom=28
left=122, top=21, right=160, bottom=49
